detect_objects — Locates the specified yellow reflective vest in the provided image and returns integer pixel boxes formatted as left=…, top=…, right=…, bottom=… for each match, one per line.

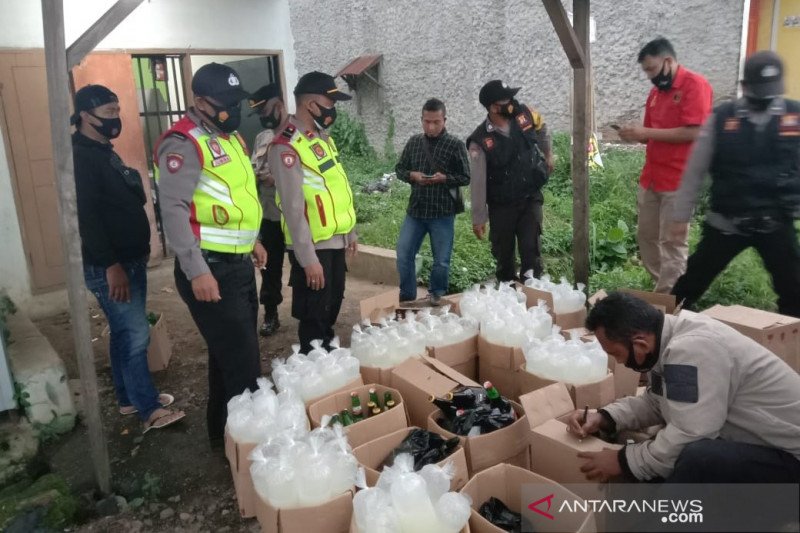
left=155, top=116, right=262, bottom=253
left=273, top=124, right=356, bottom=245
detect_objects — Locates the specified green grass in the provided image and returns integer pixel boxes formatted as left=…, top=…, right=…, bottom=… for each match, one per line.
left=337, top=117, right=780, bottom=311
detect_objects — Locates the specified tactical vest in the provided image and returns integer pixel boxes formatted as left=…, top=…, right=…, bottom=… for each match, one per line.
left=467, top=107, right=548, bottom=205
left=154, top=116, right=262, bottom=253
left=710, top=99, right=800, bottom=218
left=271, top=124, right=356, bottom=245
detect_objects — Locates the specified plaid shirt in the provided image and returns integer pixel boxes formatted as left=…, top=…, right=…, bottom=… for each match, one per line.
left=395, top=131, right=470, bottom=219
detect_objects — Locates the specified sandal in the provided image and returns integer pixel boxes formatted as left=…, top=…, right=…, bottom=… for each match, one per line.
left=120, top=393, right=175, bottom=416
left=143, top=408, right=185, bottom=434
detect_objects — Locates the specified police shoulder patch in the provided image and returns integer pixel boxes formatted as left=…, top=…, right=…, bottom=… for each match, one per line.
left=483, top=137, right=495, bottom=151
left=281, top=151, right=297, bottom=168
left=663, top=364, right=698, bottom=403
left=165, top=153, right=183, bottom=173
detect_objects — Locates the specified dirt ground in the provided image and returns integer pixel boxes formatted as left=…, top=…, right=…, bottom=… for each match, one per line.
left=32, top=257, right=396, bottom=532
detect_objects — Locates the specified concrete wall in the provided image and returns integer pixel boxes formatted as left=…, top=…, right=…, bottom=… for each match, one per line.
left=0, top=0, right=296, bottom=309
left=288, top=0, right=745, bottom=151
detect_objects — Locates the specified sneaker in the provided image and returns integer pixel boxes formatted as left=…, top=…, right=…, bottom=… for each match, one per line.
left=259, top=314, right=280, bottom=337
left=428, top=294, right=443, bottom=307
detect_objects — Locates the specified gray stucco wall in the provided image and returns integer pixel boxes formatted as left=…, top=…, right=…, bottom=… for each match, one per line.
left=289, top=0, right=744, bottom=153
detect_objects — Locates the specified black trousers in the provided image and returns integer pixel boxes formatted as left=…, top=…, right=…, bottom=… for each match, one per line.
left=258, top=219, right=285, bottom=317
left=672, top=222, right=800, bottom=317
left=488, top=197, right=544, bottom=282
left=666, top=438, right=800, bottom=483
left=174, top=258, right=261, bottom=441
left=288, top=248, right=346, bottom=353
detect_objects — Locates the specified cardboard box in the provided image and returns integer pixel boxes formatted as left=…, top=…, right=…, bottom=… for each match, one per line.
left=307, top=384, right=408, bottom=448
left=358, top=365, right=395, bottom=388
left=426, top=335, right=479, bottom=381
left=390, top=355, right=482, bottom=428
left=223, top=427, right=259, bottom=518
left=701, top=304, right=800, bottom=372
left=607, top=355, right=640, bottom=399
left=520, top=382, right=622, bottom=505
left=588, top=289, right=676, bottom=314
left=351, top=426, right=470, bottom=491
left=516, top=367, right=616, bottom=409
left=477, top=335, right=525, bottom=400
left=359, top=289, right=400, bottom=323
left=427, top=401, right=530, bottom=475
left=304, top=375, right=364, bottom=408
left=101, top=312, right=172, bottom=372
left=521, top=286, right=588, bottom=330
left=256, top=489, right=353, bottom=533
left=459, top=463, right=596, bottom=533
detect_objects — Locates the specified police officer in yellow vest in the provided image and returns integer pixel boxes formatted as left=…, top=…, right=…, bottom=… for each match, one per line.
left=268, top=71, right=357, bottom=353
left=155, top=63, right=266, bottom=446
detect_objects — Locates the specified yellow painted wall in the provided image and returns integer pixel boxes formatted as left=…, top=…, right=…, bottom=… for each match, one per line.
left=777, top=0, right=800, bottom=99
left=757, top=0, right=774, bottom=50
left=753, top=0, right=800, bottom=99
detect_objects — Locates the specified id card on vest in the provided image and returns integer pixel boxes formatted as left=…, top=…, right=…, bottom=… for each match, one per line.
left=206, top=138, right=232, bottom=167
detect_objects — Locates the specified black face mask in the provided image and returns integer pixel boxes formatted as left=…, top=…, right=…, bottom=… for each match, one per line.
left=624, top=340, right=659, bottom=372
left=259, top=108, right=281, bottom=130
left=497, top=99, right=520, bottom=117
left=207, top=100, right=242, bottom=133
left=651, top=60, right=674, bottom=91
left=745, top=96, right=773, bottom=112
left=311, top=103, right=337, bottom=129
left=89, top=113, right=122, bottom=139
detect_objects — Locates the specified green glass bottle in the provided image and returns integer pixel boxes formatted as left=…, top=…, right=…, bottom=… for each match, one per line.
left=383, top=391, right=396, bottom=410
left=340, top=409, right=354, bottom=426
left=350, top=391, right=364, bottom=422
left=328, top=413, right=342, bottom=427
left=368, top=388, right=382, bottom=410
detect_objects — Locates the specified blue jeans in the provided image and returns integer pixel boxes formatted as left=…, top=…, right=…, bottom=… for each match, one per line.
left=396, top=215, right=455, bottom=301
left=84, top=257, right=160, bottom=421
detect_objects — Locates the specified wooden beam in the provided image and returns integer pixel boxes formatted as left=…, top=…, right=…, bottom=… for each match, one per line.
left=66, top=0, right=144, bottom=68
left=41, top=0, right=111, bottom=494
left=571, top=0, right=591, bottom=287
left=542, top=0, right=586, bottom=69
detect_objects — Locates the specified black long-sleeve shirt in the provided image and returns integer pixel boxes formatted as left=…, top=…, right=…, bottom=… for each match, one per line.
left=73, top=131, right=150, bottom=267
left=395, top=131, right=470, bottom=219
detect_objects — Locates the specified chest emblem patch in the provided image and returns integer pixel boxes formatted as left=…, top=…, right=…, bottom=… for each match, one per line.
left=312, top=143, right=327, bottom=160
left=723, top=117, right=740, bottom=132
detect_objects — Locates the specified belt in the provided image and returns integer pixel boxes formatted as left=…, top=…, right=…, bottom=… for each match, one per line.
left=201, top=250, right=251, bottom=264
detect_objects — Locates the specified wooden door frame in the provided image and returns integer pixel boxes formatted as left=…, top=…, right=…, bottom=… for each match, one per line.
left=86, top=48, right=287, bottom=109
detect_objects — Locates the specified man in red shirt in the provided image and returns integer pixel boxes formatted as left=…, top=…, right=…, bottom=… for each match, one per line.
left=620, top=38, right=713, bottom=293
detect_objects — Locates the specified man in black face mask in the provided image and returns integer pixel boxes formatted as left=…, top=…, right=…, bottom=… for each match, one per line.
left=670, top=51, right=800, bottom=318
left=569, top=292, right=800, bottom=484
left=267, top=71, right=357, bottom=353
left=467, top=80, right=553, bottom=282
left=72, top=84, right=185, bottom=433
left=155, top=63, right=266, bottom=446
left=619, top=38, right=713, bottom=295
left=248, top=83, right=287, bottom=336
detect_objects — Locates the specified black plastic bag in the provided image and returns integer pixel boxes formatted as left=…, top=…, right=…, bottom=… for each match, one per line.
left=479, top=497, right=533, bottom=532
left=382, top=429, right=460, bottom=471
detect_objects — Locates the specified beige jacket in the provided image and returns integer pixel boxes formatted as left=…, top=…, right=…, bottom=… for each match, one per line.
left=603, top=311, right=800, bottom=480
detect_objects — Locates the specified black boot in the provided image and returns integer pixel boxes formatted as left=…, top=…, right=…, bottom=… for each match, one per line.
left=259, top=312, right=280, bottom=337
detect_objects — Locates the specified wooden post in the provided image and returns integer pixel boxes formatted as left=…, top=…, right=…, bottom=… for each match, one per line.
left=41, top=0, right=112, bottom=494
left=571, top=0, right=591, bottom=287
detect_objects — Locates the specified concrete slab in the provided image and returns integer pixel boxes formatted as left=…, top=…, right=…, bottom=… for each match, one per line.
left=6, top=314, right=76, bottom=434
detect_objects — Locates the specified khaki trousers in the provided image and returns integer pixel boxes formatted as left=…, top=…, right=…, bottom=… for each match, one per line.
left=637, top=186, right=689, bottom=293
